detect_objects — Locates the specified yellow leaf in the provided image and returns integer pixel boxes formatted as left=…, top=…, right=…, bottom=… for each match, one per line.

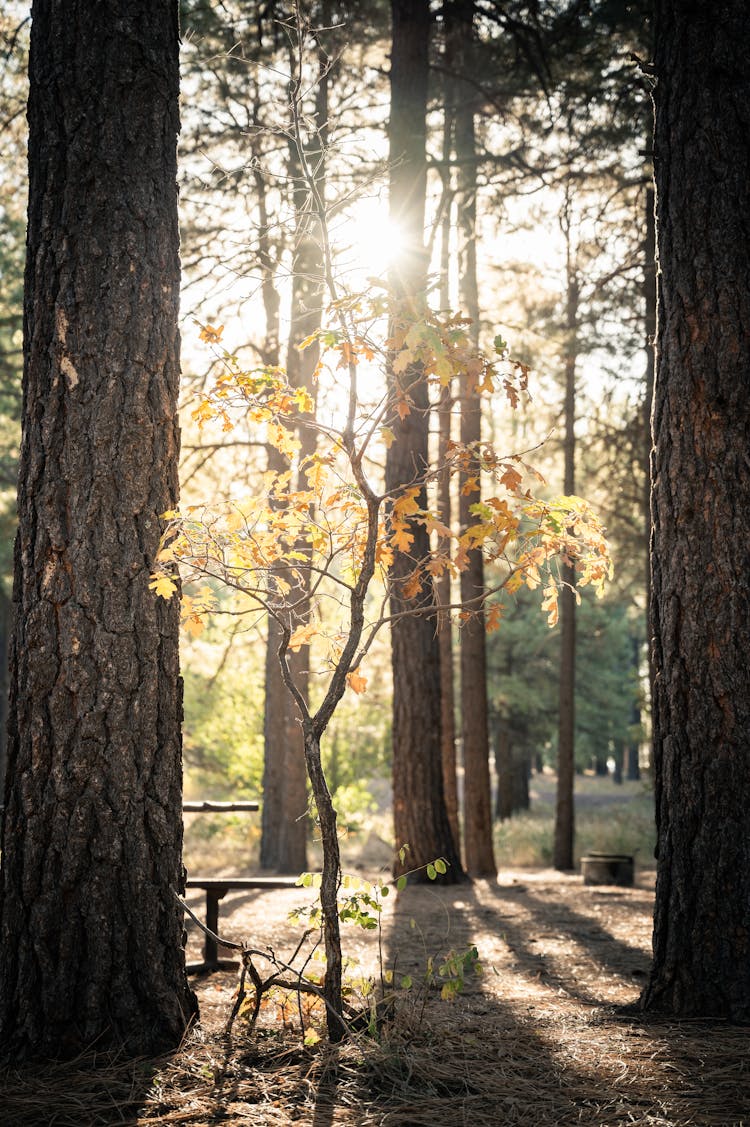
left=149, top=574, right=177, bottom=599
left=288, top=622, right=317, bottom=651
left=392, top=349, right=413, bottom=375
left=393, top=487, right=421, bottom=519
left=184, top=614, right=205, bottom=639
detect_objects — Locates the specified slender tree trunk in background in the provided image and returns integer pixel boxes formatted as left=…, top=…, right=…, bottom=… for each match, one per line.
left=642, top=184, right=656, bottom=774
left=436, top=53, right=460, bottom=853
left=641, top=1, right=750, bottom=1020
left=262, top=30, right=330, bottom=872
left=553, top=227, right=578, bottom=872
left=387, top=0, right=463, bottom=881
left=627, top=633, right=642, bottom=781
left=0, top=1, right=196, bottom=1060
left=0, top=587, right=9, bottom=798
left=512, top=755, right=530, bottom=813
left=494, top=723, right=513, bottom=821
left=452, top=0, right=495, bottom=878
left=257, top=102, right=288, bottom=870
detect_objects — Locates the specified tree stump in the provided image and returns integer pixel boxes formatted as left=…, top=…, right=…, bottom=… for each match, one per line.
left=581, top=853, right=634, bottom=887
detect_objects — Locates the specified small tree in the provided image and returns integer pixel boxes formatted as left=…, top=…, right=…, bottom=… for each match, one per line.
left=154, top=307, right=610, bottom=1036
left=152, top=14, right=611, bottom=1040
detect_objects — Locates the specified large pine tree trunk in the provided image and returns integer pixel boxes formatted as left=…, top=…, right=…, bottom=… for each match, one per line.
left=0, top=1, right=195, bottom=1060
left=452, top=0, right=496, bottom=878
left=436, top=51, right=460, bottom=854
left=641, top=0, right=750, bottom=1020
left=387, top=0, right=463, bottom=881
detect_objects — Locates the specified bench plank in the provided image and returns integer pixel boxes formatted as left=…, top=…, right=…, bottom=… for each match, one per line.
left=183, top=800, right=260, bottom=813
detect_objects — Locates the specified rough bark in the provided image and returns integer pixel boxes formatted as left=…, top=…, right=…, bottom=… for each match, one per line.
left=642, top=184, right=656, bottom=773
left=0, top=0, right=196, bottom=1060
left=452, top=0, right=495, bottom=878
left=641, top=0, right=750, bottom=1021
left=387, top=0, right=463, bottom=881
left=436, top=60, right=460, bottom=853
left=0, top=587, right=10, bottom=797
left=553, top=247, right=579, bottom=872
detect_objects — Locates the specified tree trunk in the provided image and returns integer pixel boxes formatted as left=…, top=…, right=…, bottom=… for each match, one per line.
left=0, top=586, right=10, bottom=799
left=0, top=1, right=195, bottom=1061
left=511, top=754, right=530, bottom=814
left=453, top=0, right=496, bottom=878
left=494, top=723, right=513, bottom=821
left=387, top=0, right=463, bottom=881
left=262, top=30, right=331, bottom=873
left=303, top=724, right=344, bottom=1041
left=436, top=53, right=460, bottom=853
left=642, top=184, right=656, bottom=773
left=641, top=0, right=750, bottom=1020
left=553, top=232, right=579, bottom=872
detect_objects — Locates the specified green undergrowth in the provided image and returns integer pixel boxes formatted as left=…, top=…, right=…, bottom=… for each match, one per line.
left=494, top=775, right=655, bottom=869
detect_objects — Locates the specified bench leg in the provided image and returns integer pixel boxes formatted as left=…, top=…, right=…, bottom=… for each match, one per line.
left=204, top=891, right=220, bottom=969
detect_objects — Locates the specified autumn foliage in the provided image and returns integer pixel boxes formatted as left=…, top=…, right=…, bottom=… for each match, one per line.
left=151, top=289, right=612, bottom=680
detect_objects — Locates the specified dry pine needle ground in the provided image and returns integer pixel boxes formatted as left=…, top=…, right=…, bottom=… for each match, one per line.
left=2, top=872, right=749, bottom=1126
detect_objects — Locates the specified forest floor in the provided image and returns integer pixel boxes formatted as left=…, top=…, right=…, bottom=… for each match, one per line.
left=5, top=868, right=749, bottom=1126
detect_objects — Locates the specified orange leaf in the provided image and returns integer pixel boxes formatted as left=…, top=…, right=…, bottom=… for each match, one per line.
left=199, top=323, right=224, bottom=344
left=346, top=669, right=368, bottom=695
left=396, top=394, right=411, bottom=420
left=390, top=524, right=414, bottom=553
left=402, top=571, right=423, bottom=599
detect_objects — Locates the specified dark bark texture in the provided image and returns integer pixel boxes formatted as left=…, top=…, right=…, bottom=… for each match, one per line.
left=642, top=0, right=750, bottom=1020
left=553, top=258, right=578, bottom=872
left=387, top=0, right=463, bottom=881
left=451, top=0, right=495, bottom=878
left=0, top=1, right=196, bottom=1059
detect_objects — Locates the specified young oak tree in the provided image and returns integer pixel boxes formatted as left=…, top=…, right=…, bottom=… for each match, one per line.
left=154, top=312, right=610, bottom=1042
left=0, top=0, right=196, bottom=1061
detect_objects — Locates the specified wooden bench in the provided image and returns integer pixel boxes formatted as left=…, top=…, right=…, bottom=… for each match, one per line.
left=184, top=875, right=299, bottom=973
left=182, top=799, right=300, bottom=974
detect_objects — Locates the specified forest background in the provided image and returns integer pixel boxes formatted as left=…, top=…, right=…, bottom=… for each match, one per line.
left=0, top=0, right=654, bottom=877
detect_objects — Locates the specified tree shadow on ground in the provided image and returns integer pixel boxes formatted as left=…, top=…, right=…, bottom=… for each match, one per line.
left=366, top=878, right=750, bottom=1126
left=9, top=878, right=748, bottom=1124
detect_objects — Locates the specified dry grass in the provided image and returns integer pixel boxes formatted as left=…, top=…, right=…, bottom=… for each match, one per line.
left=3, top=873, right=749, bottom=1125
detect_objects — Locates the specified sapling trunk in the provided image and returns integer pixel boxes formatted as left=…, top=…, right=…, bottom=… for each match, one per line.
left=303, top=723, right=345, bottom=1041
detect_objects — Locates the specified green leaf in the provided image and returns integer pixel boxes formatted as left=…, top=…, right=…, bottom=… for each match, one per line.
left=426, top=863, right=437, bottom=881
left=434, top=858, right=448, bottom=875
left=400, top=975, right=413, bottom=990
left=396, top=875, right=407, bottom=892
